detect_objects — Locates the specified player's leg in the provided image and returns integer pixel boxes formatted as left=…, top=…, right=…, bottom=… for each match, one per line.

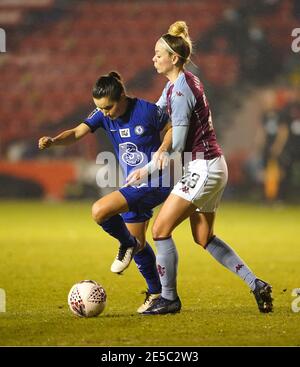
left=190, top=211, right=273, bottom=313
left=146, top=156, right=231, bottom=314
left=126, top=221, right=148, bottom=248
left=144, top=158, right=220, bottom=315
left=126, top=221, right=161, bottom=313
left=141, top=194, right=197, bottom=315
left=91, top=191, right=140, bottom=273
left=152, top=194, right=197, bottom=237
left=189, top=210, right=215, bottom=247
left=190, top=210, right=258, bottom=283
left=147, top=157, right=221, bottom=313
left=108, top=185, right=171, bottom=275
left=92, top=190, right=129, bottom=223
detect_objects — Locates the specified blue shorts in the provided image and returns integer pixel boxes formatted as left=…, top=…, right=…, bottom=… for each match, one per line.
left=119, top=185, right=171, bottom=223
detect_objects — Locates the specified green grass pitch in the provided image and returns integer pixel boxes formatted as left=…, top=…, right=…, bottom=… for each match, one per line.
left=0, top=200, right=299, bottom=346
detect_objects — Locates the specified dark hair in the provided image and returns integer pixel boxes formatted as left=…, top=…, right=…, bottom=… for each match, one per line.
left=92, top=71, right=125, bottom=101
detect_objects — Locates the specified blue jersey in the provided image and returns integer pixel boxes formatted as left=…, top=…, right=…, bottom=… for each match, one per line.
left=84, top=98, right=169, bottom=179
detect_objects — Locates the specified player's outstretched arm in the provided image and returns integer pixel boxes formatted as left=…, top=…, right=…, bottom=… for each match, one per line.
left=38, top=123, right=91, bottom=150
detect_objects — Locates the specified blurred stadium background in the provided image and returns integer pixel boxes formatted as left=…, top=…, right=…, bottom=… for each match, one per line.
left=1, top=0, right=300, bottom=203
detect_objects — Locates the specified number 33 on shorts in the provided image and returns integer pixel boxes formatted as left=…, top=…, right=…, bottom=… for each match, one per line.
left=181, top=171, right=200, bottom=189
left=172, top=156, right=228, bottom=210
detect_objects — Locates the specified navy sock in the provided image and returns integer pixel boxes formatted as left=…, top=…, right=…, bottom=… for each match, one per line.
left=100, top=214, right=137, bottom=248
left=134, top=242, right=161, bottom=294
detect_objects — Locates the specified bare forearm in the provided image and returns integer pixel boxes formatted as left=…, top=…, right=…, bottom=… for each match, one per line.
left=159, top=127, right=172, bottom=152
left=39, top=123, right=91, bottom=150
left=52, top=129, right=79, bottom=146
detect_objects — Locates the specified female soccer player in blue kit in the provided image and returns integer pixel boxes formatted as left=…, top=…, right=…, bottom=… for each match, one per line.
left=38, top=71, right=172, bottom=313
left=127, top=21, right=273, bottom=315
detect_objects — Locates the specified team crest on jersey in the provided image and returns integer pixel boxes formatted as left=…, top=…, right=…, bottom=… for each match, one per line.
left=134, top=125, right=144, bottom=135
left=119, top=128, right=131, bottom=138
left=119, top=142, right=144, bottom=166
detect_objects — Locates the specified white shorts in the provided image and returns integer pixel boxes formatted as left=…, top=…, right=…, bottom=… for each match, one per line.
left=171, top=155, right=228, bottom=212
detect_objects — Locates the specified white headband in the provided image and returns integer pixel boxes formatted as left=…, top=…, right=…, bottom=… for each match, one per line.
left=160, top=37, right=177, bottom=54
left=159, top=37, right=187, bottom=61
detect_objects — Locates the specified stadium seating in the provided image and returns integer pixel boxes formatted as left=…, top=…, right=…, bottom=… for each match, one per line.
left=0, top=0, right=297, bottom=157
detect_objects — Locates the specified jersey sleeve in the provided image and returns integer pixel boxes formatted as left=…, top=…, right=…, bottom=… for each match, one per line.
left=150, top=105, right=170, bottom=131
left=172, top=125, right=189, bottom=152
left=156, top=83, right=169, bottom=113
left=170, top=82, right=197, bottom=127
left=84, top=108, right=104, bottom=132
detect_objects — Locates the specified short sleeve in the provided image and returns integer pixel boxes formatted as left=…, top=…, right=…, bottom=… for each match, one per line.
left=84, top=108, right=104, bottom=132
left=156, top=83, right=170, bottom=113
left=150, top=105, right=170, bottom=131
left=170, top=83, right=197, bottom=127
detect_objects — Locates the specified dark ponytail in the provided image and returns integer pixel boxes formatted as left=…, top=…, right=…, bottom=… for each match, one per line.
left=93, top=71, right=125, bottom=101
left=108, top=71, right=121, bottom=81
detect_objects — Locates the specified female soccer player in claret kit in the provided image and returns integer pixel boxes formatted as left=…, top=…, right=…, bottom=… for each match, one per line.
left=39, top=71, right=173, bottom=313
left=127, top=21, right=273, bottom=315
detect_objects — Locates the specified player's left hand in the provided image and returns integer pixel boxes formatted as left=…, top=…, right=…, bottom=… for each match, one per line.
left=124, top=167, right=148, bottom=187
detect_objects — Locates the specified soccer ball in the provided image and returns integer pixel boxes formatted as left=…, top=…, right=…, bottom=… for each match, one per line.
left=68, top=280, right=106, bottom=317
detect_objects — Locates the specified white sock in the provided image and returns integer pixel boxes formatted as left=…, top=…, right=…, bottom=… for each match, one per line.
left=155, top=237, right=178, bottom=301
left=206, top=236, right=256, bottom=290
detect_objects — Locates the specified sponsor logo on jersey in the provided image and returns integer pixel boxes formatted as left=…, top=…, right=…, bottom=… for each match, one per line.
left=134, top=125, right=144, bottom=135
left=119, top=142, right=144, bottom=166
left=119, top=128, right=131, bottom=138
left=176, top=91, right=184, bottom=97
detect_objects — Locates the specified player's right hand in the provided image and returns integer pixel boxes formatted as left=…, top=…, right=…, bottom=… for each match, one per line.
left=124, top=167, right=148, bottom=187
left=38, top=136, right=54, bottom=150
left=153, top=149, right=169, bottom=170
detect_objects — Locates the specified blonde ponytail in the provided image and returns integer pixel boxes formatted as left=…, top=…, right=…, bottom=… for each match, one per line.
left=168, top=21, right=193, bottom=55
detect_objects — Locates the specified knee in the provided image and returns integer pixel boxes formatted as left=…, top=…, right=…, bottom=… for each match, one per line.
left=193, top=237, right=207, bottom=248
left=152, top=221, right=171, bottom=240
left=91, top=201, right=107, bottom=224
left=151, top=222, right=160, bottom=240
left=135, top=235, right=146, bottom=249
left=194, top=234, right=215, bottom=248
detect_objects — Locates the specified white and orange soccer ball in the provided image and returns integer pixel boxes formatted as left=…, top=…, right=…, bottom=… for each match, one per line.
left=68, top=280, right=106, bottom=317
